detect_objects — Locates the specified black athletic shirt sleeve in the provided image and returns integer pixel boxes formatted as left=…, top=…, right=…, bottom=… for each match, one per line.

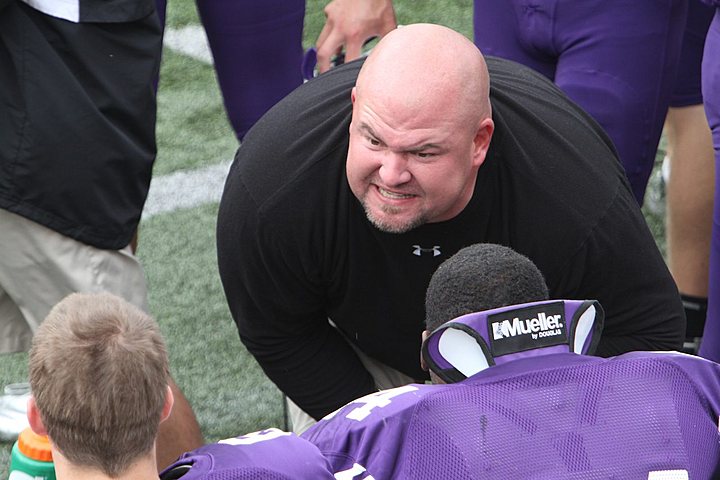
left=217, top=169, right=375, bottom=419
left=216, top=62, right=376, bottom=419
left=550, top=187, right=685, bottom=355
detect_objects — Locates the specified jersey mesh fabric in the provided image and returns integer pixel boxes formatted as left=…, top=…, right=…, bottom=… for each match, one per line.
left=204, top=468, right=295, bottom=480
left=402, top=358, right=716, bottom=479
left=162, top=431, right=335, bottom=480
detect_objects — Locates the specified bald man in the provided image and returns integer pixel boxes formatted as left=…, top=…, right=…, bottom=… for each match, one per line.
left=217, top=24, right=684, bottom=433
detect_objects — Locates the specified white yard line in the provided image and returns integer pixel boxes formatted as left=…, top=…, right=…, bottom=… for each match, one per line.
left=142, top=26, right=227, bottom=220
left=142, top=161, right=232, bottom=220
left=163, top=25, right=214, bottom=64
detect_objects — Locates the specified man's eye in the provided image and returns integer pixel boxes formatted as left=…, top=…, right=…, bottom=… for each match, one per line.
left=368, top=137, right=380, bottom=146
left=416, top=152, right=435, bottom=158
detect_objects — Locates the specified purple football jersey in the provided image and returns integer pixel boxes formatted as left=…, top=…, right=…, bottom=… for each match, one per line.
left=303, top=352, right=720, bottom=479
left=160, top=428, right=335, bottom=480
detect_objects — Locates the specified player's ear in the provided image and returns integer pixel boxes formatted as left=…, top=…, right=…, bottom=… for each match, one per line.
left=420, top=330, right=431, bottom=371
left=160, top=385, right=174, bottom=424
left=27, top=396, right=48, bottom=436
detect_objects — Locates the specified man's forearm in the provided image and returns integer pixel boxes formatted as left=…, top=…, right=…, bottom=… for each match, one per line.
left=246, top=327, right=377, bottom=420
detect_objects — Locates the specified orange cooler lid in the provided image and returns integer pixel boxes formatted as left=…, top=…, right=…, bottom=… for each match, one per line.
left=18, top=427, right=53, bottom=462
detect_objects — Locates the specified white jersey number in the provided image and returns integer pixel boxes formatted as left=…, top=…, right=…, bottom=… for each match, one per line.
left=218, top=428, right=291, bottom=446
left=335, top=462, right=376, bottom=479
left=343, top=385, right=419, bottom=421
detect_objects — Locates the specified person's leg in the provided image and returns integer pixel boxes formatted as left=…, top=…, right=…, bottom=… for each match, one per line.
left=665, top=106, right=714, bottom=344
left=550, top=0, right=687, bottom=204
left=699, top=9, right=720, bottom=362
left=0, top=286, right=32, bottom=354
left=0, top=209, right=150, bottom=329
left=474, top=0, right=687, bottom=204
left=664, top=1, right=715, bottom=352
left=197, top=0, right=306, bottom=141
left=473, top=0, right=557, bottom=80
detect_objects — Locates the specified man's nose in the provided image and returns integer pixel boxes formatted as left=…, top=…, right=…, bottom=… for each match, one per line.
left=378, top=152, right=412, bottom=186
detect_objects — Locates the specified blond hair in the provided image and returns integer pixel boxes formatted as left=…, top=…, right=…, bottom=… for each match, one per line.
left=29, top=292, right=169, bottom=477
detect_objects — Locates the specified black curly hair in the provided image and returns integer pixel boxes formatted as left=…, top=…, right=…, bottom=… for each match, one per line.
left=425, top=243, right=549, bottom=332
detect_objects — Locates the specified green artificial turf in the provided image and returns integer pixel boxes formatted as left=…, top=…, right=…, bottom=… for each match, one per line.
left=137, top=202, right=285, bottom=439
left=154, top=49, right=238, bottom=177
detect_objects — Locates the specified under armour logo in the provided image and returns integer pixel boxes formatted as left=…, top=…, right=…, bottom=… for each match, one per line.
left=412, top=245, right=441, bottom=257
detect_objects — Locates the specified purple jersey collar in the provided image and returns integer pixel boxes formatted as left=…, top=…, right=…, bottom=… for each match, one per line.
left=422, top=299, right=604, bottom=383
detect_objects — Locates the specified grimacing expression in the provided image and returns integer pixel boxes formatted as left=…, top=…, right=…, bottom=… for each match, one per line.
left=346, top=86, right=490, bottom=233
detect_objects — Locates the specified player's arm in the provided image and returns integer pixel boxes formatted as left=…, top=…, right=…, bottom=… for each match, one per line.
left=554, top=190, right=685, bottom=356
left=315, top=0, right=396, bottom=73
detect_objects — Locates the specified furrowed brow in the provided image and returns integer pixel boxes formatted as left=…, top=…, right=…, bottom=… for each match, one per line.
left=406, top=143, right=442, bottom=153
left=359, top=122, right=383, bottom=142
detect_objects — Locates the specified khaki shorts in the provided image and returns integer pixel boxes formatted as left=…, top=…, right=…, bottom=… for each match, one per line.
left=0, top=209, right=149, bottom=353
left=287, top=342, right=417, bottom=434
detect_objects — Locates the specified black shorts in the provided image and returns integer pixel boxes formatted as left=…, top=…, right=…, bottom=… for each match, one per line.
left=670, top=0, right=716, bottom=107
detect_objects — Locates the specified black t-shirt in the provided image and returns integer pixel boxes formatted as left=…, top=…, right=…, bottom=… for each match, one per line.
left=217, top=57, right=684, bottom=420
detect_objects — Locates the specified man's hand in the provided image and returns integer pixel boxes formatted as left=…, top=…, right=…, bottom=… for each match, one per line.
left=315, top=0, right=397, bottom=73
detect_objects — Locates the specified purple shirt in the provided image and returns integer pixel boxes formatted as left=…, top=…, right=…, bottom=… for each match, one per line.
left=303, top=352, right=720, bottom=479
left=160, top=429, right=335, bottom=480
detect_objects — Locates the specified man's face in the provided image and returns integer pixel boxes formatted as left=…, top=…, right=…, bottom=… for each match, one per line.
left=346, top=87, right=488, bottom=234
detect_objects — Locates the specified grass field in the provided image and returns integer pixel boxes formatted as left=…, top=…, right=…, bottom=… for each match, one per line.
left=0, top=0, right=666, bottom=475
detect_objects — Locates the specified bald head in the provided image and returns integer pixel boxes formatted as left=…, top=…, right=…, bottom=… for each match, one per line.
left=356, top=24, right=491, bottom=124
left=346, top=24, right=495, bottom=232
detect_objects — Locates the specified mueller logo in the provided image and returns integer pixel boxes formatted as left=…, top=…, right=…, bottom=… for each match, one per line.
left=491, top=311, right=564, bottom=341
left=488, top=302, right=567, bottom=356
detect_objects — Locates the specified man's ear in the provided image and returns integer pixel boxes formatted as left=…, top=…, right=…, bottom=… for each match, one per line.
left=471, top=117, right=495, bottom=168
left=351, top=86, right=357, bottom=105
left=27, top=397, right=48, bottom=436
left=160, top=385, right=174, bottom=424
left=420, top=330, right=431, bottom=372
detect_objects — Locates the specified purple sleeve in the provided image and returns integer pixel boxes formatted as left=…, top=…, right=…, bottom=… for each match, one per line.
left=625, top=350, right=720, bottom=415
left=162, top=429, right=335, bottom=479
left=302, top=384, right=438, bottom=478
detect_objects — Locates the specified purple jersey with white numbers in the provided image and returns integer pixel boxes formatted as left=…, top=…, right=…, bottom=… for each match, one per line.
left=303, top=352, right=720, bottom=479
left=160, top=428, right=335, bottom=480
